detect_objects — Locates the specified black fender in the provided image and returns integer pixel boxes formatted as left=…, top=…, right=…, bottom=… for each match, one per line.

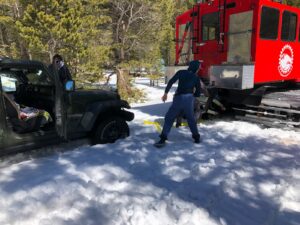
left=118, top=109, right=134, bottom=121
left=80, top=100, right=134, bottom=131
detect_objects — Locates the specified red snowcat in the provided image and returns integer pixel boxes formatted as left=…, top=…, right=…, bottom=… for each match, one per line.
left=172, top=0, right=300, bottom=127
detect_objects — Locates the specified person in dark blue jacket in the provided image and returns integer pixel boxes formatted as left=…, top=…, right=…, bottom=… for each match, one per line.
left=154, top=60, right=201, bottom=148
left=48, top=54, right=72, bottom=85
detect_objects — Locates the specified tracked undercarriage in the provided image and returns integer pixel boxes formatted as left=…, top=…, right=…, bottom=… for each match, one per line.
left=231, top=89, right=300, bottom=129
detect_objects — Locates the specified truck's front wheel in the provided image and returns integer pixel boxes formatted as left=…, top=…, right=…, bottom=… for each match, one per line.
left=93, top=117, right=129, bottom=144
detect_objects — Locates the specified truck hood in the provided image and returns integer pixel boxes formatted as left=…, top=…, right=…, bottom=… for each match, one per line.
left=72, top=89, right=120, bottom=102
left=68, top=89, right=126, bottom=114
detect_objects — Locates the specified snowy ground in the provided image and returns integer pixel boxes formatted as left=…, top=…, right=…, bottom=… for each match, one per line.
left=0, top=78, right=299, bottom=225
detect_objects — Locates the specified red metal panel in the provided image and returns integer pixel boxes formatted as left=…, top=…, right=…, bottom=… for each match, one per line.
left=254, top=0, right=300, bottom=84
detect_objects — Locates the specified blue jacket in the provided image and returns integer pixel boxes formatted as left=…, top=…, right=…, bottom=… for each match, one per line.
left=165, top=70, right=201, bottom=97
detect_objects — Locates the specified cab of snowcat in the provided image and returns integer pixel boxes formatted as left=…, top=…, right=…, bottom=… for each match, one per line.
left=176, top=1, right=253, bottom=80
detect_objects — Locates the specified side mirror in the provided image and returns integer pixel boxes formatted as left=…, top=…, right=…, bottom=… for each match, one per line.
left=65, top=80, right=75, bottom=92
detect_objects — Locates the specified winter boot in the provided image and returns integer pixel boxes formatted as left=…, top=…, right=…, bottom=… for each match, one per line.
left=154, top=136, right=167, bottom=148
left=193, top=134, right=201, bottom=144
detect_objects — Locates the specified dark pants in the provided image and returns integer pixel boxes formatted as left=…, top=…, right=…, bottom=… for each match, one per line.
left=161, top=94, right=200, bottom=139
left=176, top=97, right=201, bottom=126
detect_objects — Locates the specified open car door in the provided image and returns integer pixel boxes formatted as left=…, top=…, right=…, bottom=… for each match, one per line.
left=52, top=68, right=67, bottom=139
left=0, top=62, right=63, bottom=154
left=0, top=78, right=7, bottom=149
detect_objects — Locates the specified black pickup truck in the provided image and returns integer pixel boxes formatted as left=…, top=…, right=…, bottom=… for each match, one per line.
left=0, top=58, right=134, bottom=155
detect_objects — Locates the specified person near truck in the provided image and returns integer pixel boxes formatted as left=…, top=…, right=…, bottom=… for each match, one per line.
left=48, top=54, right=72, bottom=85
left=154, top=60, right=201, bottom=148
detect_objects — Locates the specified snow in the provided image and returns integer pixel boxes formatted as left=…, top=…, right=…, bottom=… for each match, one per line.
left=0, top=77, right=300, bottom=225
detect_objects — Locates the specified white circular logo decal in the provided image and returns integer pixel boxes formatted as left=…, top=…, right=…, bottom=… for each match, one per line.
left=278, top=44, right=294, bottom=77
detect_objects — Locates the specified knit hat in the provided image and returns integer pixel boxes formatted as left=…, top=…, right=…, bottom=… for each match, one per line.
left=188, top=60, right=201, bottom=73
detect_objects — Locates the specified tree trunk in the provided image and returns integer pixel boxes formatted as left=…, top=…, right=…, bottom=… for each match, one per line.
left=120, top=47, right=125, bottom=61
left=28, top=51, right=32, bottom=60
left=116, top=68, right=132, bottom=98
left=48, top=38, right=57, bottom=63
left=18, top=40, right=30, bottom=59
left=0, top=26, right=6, bottom=54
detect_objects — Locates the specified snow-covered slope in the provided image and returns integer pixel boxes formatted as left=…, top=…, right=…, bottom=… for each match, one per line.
left=0, top=78, right=299, bottom=225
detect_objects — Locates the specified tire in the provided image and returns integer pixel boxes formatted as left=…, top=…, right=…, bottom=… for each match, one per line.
left=92, top=117, right=129, bottom=144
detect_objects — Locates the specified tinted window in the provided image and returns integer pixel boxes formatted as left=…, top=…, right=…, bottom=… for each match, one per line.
left=202, top=12, right=219, bottom=41
left=281, top=11, right=297, bottom=41
left=260, top=7, right=280, bottom=40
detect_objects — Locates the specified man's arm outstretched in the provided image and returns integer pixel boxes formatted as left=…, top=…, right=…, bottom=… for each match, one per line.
left=162, top=72, right=180, bottom=102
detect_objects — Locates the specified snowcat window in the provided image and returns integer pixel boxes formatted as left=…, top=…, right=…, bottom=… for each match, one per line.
left=281, top=11, right=297, bottom=41
left=202, top=12, right=219, bottom=41
left=260, top=7, right=280, bottom=40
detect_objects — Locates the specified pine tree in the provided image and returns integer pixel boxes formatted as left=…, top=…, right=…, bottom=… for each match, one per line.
left=16, top=0, right=86, bottom=75
left=0, top=0, right=28, bottom=58
left=76, top=0, right=111, bottom=83
left=16, top=0, right=111, bottom=82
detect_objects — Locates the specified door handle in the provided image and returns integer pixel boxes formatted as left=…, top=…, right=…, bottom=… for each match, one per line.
left=196, top=42, right=206, bottom=47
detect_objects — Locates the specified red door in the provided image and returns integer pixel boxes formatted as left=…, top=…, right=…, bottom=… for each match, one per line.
left=175, top=9, right=193, bottom=65
left=195, top=8, right=225, bottom=79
